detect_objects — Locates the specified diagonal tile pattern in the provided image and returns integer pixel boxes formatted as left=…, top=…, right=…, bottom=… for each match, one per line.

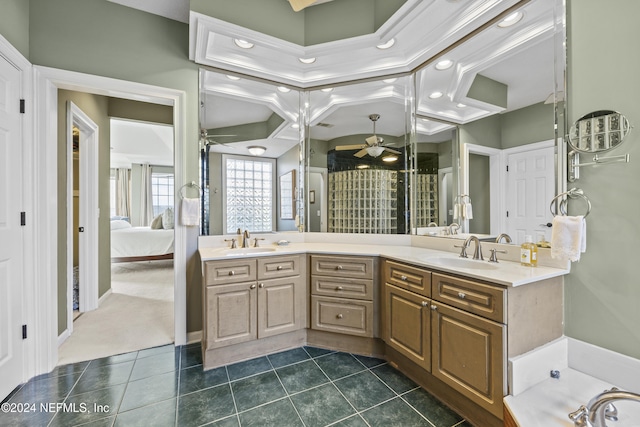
left=1, top=344, right=472, bottom=427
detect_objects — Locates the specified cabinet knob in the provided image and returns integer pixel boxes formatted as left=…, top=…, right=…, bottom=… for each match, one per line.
left=336, top=265, right=343, bottom=270
left=400, top=275, right=408, bottom=281
left=421, top=301, right=429, bottom=307
left=259, top=283, right=264, bottom=288
left=276, top=265, right=283, bottom=271
left=249, top=284, right=256, bottom=289
left=458, top=292, right=466, bottom=299
left=336, top=313, right=343, bottom=319
left=336, top=286, right=343, bottom=291
left=228, top=270, right=235, bottom=276
left=430, top=304, right=438, bottom=311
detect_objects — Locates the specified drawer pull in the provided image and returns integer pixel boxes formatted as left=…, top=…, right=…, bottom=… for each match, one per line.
left=259, top=283, right=264, bottom=288
left=336, top=265, right=343, bottom=270
left=336, top=286, right=343, bottom=291
left=400, top=275, right=408, bottom=281
left=421, top=301, right=429, bottom=307
left=228, top=271, right=235, bottom=276
left=250, top=284, right=256, bottom=289
left=336, top=313, right=343, bottom=319
left=458, top=292, right=466, bottom=299
left=276, top=265, right=283, bottom=271
left=430, top=304, right=438, bottom=311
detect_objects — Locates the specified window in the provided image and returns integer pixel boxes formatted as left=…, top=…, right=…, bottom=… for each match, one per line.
left=109, top=172, right=117, bottom=218
left=224, top=155, right=275, bottom=233
left=152, top=172, right=174, bottom=216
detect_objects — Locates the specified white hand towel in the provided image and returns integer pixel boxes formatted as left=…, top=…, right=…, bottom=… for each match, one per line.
left=550, top=215, right=586, bottom=262
left=453, top=203, right=460, bottom=220
left=180, top=197, right=200, bottom=227
left=465, top=202, right=473, bottom=220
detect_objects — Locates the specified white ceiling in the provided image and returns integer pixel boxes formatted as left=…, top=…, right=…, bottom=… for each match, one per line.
left=110, top=119, right=174, bottom=168
left=107, top=0, right=190, bottom=23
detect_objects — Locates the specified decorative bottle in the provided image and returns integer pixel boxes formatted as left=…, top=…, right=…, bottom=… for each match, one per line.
left=520, top=235, right=538, bottom=267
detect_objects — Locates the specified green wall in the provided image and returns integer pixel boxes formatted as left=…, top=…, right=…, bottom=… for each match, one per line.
left=0, top=0, right=29, bottom=57
left=565, top=0, right=640, bottom=358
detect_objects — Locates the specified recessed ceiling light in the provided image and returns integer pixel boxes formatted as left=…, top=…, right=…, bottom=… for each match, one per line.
left=457, top=103, right=467, bottom=108
left=277, top=86, right=291, bottom=93
left=291, top=123, right=300, bottom=129
left=226, top=75, right=241, bottom=81
left=233, top=39, right=254, bottom=49
left=299, top=57, right=316, bottom=64
left=435, top=59, right=454, bottom=70
left=376, top=38, right=396, bottom=50
left=429, top=91, right=443, bottom=99
left=248, top=146, right=266, bottom=156
left=356, top=164, right=369, bottom=169
left=383, top=78, right=397, bottom=83
left=498, top=11, right=524, bottom=28
left=321, top=88, right=333, bottom=92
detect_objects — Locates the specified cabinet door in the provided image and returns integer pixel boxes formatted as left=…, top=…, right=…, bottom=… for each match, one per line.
left=205, top=283, right=257, bottom=350
left=384, top=284, right=430, bottom=371
left=258, top=276, right=305, bottom=339
left=431, top=302, right=505, bottom=419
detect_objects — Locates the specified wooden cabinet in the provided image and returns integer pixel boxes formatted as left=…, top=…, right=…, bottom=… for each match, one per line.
left=203, top=255, right=305, bottom=355
left=310, top=255, right=378, bottom=338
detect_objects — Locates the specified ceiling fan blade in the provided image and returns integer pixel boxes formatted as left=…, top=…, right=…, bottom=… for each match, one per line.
left=336, top=144, right=366, bottom=151
left=288, top=0, right=317, bottom=12
left=354, top=149, right=368, bottom=158
left=384, top=147, right=401, bottom=155
left=365, top=135, right=378, bottom=146
left=207, top=134, right=236, bottom=138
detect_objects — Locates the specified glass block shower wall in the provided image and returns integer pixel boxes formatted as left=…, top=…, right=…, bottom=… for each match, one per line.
left=328, top=169, right=398, bottom=233
left=414, top=173, right=439, bottom=227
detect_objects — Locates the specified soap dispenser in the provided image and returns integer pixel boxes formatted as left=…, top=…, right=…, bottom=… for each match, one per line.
left=520, top=235, right=538, bottom=267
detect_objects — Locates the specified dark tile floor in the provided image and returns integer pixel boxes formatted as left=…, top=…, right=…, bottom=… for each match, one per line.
left=1, top=344, right=472, bottom=427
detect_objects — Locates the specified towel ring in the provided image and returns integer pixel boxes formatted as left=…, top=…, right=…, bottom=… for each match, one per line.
left=179, top=181, right=203, bottom=200
left=549, top=188, right=592, bottom=218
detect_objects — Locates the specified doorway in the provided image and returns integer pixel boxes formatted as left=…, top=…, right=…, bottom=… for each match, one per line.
left=308, top=167, right=327, bottom=232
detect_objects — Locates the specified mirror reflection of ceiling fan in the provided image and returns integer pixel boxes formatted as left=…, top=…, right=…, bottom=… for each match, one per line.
left=288, top=0, right=334, bottom=12
left=335, top=114, right=402, bottom=158
left=200, top=128, right=237, bottom=149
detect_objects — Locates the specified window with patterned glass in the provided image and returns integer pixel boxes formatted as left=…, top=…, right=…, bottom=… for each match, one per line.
left=223, top=155, right=276, bottom=233
left=152, top=172, right=174, bottom=217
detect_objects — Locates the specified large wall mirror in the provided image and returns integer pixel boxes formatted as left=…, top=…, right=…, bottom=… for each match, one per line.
left=199, top=0, right=565, bottom=242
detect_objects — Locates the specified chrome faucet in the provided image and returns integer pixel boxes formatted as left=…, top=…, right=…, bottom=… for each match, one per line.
left=569, top=387, right=640, bottom=427
left=464, top=235, right=483, bottom=260
left=495, top=233, right=512, bottom=244
left=242, top=229, right=251, bottom=248
left=427, top=222, right=438, bottom=227
left=449, top=223, right=460, bottom=235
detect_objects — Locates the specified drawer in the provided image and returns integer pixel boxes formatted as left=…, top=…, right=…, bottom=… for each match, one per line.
left=384, top=260, right=431, bottom=297
left=204, top=259, right=256, bottom=286
left=310, top=255, right=374, bottom=279
left=311, top=295, right=374, bottom=337
left=432, top=273, right=505, bottom=323
left=311, top=276, right=373, bottom=300
left=258, top=255, right=301, bottom=280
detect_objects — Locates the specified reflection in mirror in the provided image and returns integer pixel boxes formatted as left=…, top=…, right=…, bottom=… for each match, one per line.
left=568, top=110, right=631, bottom=153
left=414, top=0, right=564, bottom=244
left=305, top=77, right=412, bottom=234
left=199, top=69, right=300, bottom=235
left=279, top=169, right=296, bottom=220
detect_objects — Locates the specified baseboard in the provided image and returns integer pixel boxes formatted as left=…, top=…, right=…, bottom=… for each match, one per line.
left=187, top=330, right=202, bottom=345
left=568, top=338, right=640, bottom=393
left=57, top=329, right=70, bottom=347
left=508, top=337, right=568, bottom=396
left=98, top=289, right=112, bottom=306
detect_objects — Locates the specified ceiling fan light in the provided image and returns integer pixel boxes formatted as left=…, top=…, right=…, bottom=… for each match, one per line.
left=248, top=146, right=266, bottom=156
left=233, top=39, right=254, bottom=49
left=366, top=146, right=385, bottom=157
left=376, top=38, right=396, bottom=50
left=382, top=154, right=398, bottom=162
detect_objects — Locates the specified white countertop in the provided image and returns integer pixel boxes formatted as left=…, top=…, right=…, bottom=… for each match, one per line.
left=198, top=240, right=569, bottom=287
left=505, top=368, right=640, bottom=426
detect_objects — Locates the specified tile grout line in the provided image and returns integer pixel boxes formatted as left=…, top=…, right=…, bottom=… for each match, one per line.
left=266, top=353, right=308, bottom=427
left=173, top=347, right=183, bottom=427
left=223, top=364, right=242, bottom=427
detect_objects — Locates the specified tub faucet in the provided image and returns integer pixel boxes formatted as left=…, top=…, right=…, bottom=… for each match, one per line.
left=569, top=387, right=640, bottom=427
left=495, top=233, right=512, bottom=244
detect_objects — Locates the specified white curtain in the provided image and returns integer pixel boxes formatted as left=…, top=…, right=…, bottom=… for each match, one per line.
left=114, top=168, right=131, bottom=218
left=139, top=163, right=154, bottom=226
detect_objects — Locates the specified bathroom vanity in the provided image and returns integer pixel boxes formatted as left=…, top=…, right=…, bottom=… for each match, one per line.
left=199, top=238, right=568, bottom=427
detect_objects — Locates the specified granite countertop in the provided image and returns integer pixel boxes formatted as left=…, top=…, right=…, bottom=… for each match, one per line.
left=198, top=241, right=569, bottom=287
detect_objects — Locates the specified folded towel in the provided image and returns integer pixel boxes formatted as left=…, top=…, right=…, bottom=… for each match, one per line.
left=180, top=197, right=200, bottom=227
left=453, top=203, right=460, bottom=220
left=551, top=215, right=586, bottom=262
left=464, top=202, right=473, bottom=220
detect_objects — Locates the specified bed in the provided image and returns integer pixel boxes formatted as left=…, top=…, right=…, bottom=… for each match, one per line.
left=110, top=220, right=174, bottom=263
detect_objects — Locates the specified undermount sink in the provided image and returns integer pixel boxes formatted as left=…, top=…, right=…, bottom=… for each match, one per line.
left=426, top=257, right=499, bottom=271
left=222, top=247, right=277, bottom=256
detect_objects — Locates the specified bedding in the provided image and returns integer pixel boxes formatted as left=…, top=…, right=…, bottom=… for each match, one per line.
left=111, top=225, right=174, bottom=262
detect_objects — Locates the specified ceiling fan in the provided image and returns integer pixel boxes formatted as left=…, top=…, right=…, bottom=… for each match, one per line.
left=335, top=114, right=402, bottom=158
left=200, top=128, right=237, bottom=149
left=288, top=0, right=333, bottom=12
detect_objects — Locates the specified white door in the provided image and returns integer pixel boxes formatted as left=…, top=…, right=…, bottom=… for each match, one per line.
left=505, top=145, right=556, bottom=244
left=0, top=54, right=25, bottom=400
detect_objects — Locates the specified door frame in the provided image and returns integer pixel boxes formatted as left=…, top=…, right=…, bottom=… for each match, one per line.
left=33, top=66, right=188, bottom=375
left=307, top=167, right=327, bottom=232
left=64, top=102, right=100, bottom=340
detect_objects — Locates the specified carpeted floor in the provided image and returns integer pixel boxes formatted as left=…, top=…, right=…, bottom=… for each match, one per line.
left=57, top=260, right=175, bottom=366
